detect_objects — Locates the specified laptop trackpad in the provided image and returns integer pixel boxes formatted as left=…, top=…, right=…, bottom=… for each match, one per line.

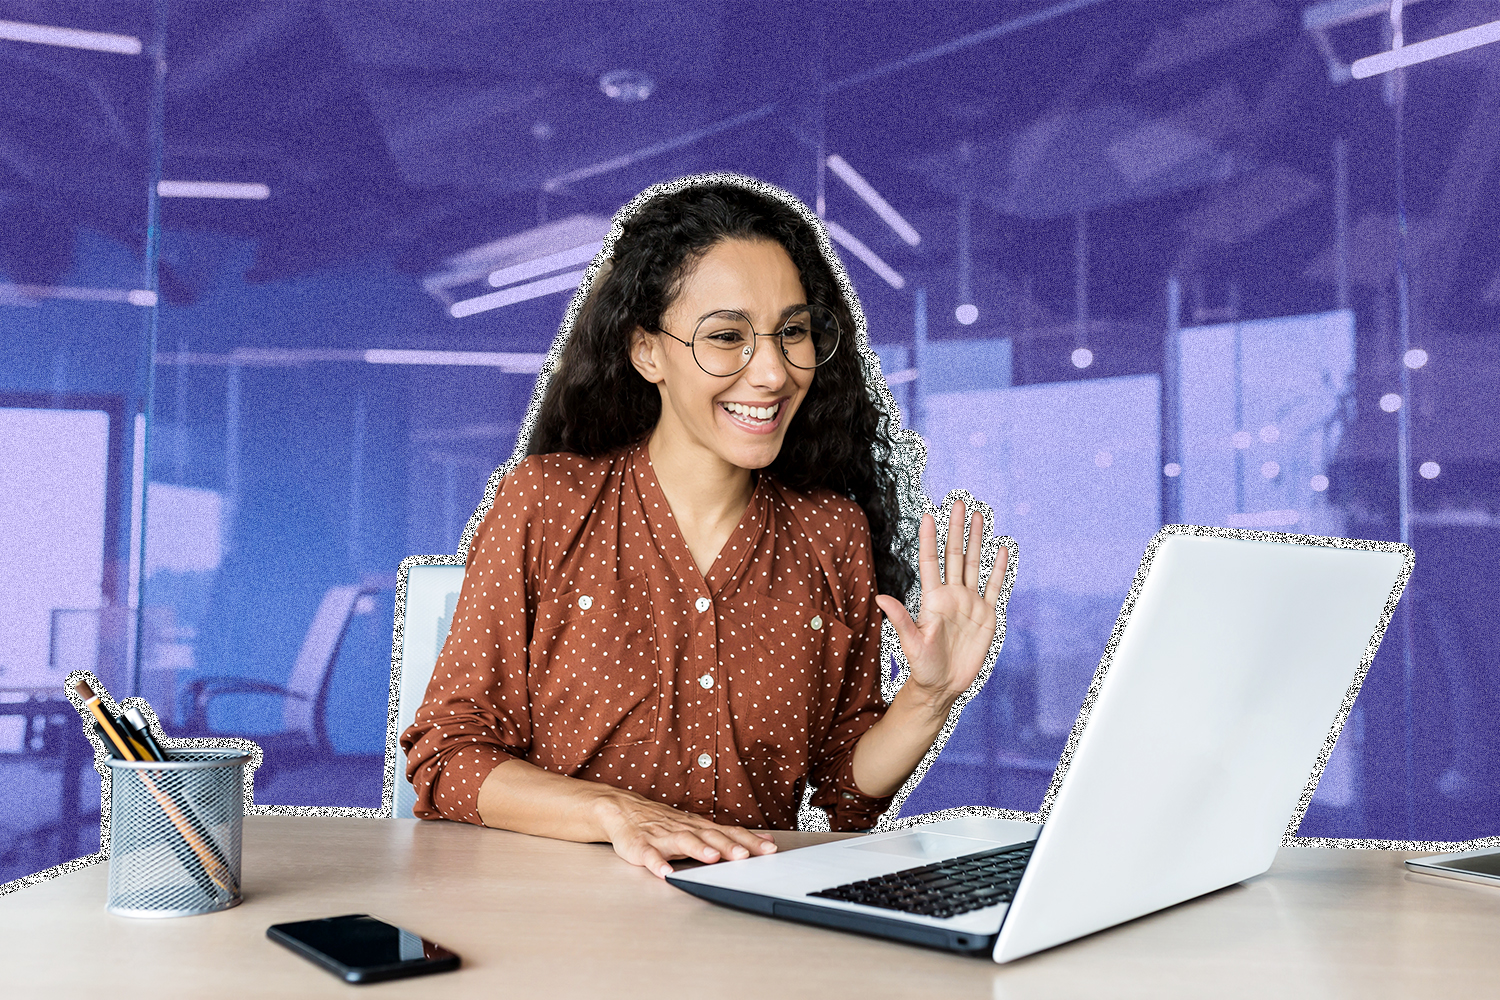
left=845, top=831, right=1001, bottom=861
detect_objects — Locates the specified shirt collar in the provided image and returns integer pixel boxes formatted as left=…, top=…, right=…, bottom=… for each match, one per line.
left=628, top=439, right=770, bottom=593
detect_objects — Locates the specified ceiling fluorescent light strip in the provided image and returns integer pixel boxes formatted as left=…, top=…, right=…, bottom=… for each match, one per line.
left=155, top=348, right=363, bottom=366
left=823, top=220, right=906, bottom=290
left=825, top=155, right=922, bottom=246
left=0, top=18, right=141, bottom=54
left=450, top=270, right=587, bottom=318
left=364, top=350, right=547, bottom=372
left=150, top=348, right=546, bottom=370
left=157, top=181, right=271, bottom=200
left=0, top=283, right=155, bottom=306
left=489, top=242, right=603, bottom=288
left=1351, top=18, right=1500, bottom=78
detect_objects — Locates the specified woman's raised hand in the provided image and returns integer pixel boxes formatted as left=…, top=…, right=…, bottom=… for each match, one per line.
left=596, top=790, right=777, bottom=879
left=873, top=498, right=1007, bottom=709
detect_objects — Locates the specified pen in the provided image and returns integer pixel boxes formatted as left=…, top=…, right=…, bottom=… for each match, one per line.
left=119, top=706, right=167, bottom=762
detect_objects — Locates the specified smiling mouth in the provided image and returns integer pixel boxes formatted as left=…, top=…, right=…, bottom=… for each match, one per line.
left=721, top=401, right=782, bottom=424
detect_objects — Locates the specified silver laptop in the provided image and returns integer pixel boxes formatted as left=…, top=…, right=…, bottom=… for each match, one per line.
left=668, top=526, right=1412, bottom=963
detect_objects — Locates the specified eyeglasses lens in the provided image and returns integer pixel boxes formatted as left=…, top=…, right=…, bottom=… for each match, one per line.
left=691, top=306, right=839, bottom=376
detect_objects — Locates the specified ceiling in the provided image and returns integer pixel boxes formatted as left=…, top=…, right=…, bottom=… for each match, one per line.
left=3, top=0, right=1499, bottom=353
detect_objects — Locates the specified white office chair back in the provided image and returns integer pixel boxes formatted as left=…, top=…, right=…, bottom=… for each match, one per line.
left=393, top=564, right=466, bottom=819
left=284, top=585, right=364, bottom=737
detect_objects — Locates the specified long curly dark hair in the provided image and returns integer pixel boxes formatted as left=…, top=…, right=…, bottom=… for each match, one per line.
left=528, top=180, right=916, bottom=601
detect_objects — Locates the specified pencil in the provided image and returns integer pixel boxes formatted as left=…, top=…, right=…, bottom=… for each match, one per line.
left=74, top=680, right=136, bottom=761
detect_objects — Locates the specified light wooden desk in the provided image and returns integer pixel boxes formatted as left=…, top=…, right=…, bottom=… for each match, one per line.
left=2, top=815, right=1498, bottom=998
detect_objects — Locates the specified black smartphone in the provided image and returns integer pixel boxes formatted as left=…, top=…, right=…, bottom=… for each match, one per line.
left=267, top=914, right=461, bottom=984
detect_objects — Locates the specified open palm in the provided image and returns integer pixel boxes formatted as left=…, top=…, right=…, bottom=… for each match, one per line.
left=874, top=498, right=1007, bottom=705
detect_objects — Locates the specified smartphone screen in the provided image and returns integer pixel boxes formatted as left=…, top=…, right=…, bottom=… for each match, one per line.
left=268, top=914, right=460, bottom=983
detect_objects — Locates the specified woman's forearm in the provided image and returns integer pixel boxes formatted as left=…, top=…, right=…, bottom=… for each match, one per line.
left=475, top=756, right=623, bottom=841
left=849, top=686, right=957, bottom=798
left=481, top=685, right=954, bottom=825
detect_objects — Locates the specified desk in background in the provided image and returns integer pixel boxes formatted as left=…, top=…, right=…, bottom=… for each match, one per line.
left=0, top=690, right=94, bottom=884
left=3, top=816, right=1499, bottom=998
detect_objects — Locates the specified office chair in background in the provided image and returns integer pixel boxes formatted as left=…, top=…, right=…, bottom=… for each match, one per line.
left=184, top=579, right=389, bottom=791
left=390, top=562, right=465, bottom=819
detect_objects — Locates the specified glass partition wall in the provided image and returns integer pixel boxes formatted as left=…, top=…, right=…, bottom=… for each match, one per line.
left=5, top=1, right=1499, bottom=885
left=0, top=8, right=158, bottom=883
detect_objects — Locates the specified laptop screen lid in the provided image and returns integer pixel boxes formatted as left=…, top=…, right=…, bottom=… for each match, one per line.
left=993, top=527, right=1410, bottom=963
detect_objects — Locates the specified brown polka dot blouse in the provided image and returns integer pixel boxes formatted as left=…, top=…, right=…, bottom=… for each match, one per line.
left=400, top=439, right=894, bottom=832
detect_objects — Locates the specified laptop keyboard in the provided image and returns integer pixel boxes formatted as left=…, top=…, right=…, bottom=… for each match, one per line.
left=807, top=842, right=1035, bottom=919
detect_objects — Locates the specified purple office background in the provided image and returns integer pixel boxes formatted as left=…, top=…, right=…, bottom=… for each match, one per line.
left=4, top=0, right=1500, bottom=887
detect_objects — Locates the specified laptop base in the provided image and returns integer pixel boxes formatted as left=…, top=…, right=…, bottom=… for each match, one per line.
left=668, top=877, right=999, bottom=955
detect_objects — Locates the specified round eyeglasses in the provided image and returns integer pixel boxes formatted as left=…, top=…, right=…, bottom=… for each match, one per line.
left=651, top=304, right=840, bottom=377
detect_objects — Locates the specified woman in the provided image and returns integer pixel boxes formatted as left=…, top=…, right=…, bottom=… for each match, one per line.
left=401, top=174, right=1007, bottom=879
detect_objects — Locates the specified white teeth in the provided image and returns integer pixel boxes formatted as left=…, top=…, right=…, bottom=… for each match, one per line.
left=724, top=402, right=779, bottom=421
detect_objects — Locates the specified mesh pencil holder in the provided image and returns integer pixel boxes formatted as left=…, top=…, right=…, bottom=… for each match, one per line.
left=106, top=749, right=249, bottom=918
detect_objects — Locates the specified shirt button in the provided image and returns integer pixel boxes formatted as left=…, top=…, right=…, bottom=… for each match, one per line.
left=697, top=753, right=713, bottom=768
left=578, top=595, right=593, bottom=610
left=695, top=597, right=711, bottom=613
left=698, top=674, right=714, bottom=689
left=810, top=615, right=823, bottom=630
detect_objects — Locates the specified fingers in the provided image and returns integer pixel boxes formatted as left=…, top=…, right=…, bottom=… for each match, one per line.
left=984, top=542, right=1009, bottom=606
left=612, top=807, right=776, bottom=880
left=917, top=512, right=940, bottom=593
left=637, top=844, right=675, bottom=879
left=875, top=594, right=920, bottom=654
left=619, top=829, right=720, bottom=877
left=730, top=826, right=778, bottom=856
left=939, top=498, right=994, bottom=593
left=943, top=498, right=966, bottom=587
left=963, top=507, right=984, bottom=591
left=694, top=825, right=759, bottom=862
left=702, top=821, right=776, bottom=857
left=875, top=592, right=914, bottom=625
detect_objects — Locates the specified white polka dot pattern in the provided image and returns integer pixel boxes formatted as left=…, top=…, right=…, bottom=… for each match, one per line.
left=399, top=440, right=893, bottom=831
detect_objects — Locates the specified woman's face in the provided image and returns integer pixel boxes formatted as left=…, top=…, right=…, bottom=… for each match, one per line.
left=631, top=237, right=815, bottom=475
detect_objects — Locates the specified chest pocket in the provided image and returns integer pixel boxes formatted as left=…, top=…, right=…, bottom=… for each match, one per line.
left=723, top=590, right=858, bottom=760
left=529, top=575, right=660, bottom=760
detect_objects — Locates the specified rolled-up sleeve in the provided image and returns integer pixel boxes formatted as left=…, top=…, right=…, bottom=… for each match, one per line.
left=807, top=506, right=895, bottom=831
left=400, top=460, right=546, bottom=825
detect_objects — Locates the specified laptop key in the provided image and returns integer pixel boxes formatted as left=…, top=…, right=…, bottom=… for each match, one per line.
left=808, top=843, right=1034, bottom=917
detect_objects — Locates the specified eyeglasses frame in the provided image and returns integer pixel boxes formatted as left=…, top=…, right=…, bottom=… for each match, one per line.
left=647, top=304, right=840, bottom=378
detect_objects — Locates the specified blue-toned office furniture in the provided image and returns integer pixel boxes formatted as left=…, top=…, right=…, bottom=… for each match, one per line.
left=392, top=563, right=466, bottom=819
left=184, top=582, right=383, bottom=781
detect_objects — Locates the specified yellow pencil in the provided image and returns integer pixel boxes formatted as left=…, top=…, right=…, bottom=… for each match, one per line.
left=74, top=680, right=136, bottom=761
